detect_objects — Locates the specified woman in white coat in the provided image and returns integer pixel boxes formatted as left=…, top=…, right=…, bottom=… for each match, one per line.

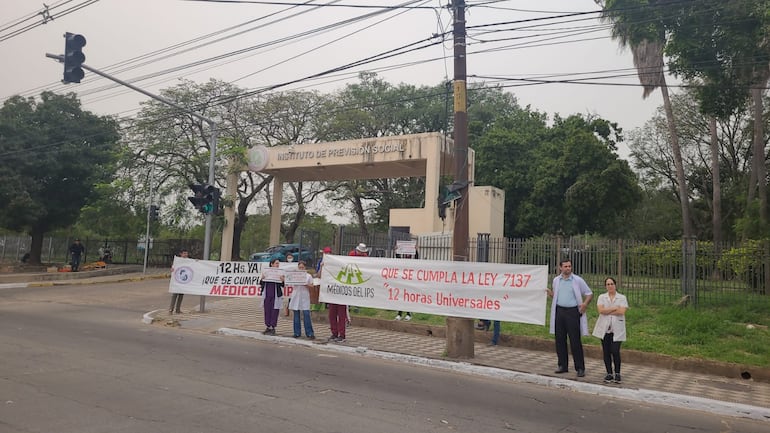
left=592, top=277, right=628, bottom=384
left=289, top=261, right=315, bottom=339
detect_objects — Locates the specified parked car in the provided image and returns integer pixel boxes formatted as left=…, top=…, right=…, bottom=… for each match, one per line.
left=249, top=243, right=314, bottom=263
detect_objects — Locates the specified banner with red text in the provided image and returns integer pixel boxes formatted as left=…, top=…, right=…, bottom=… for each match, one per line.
left=168, top=257, right=308, bottom=299
left=320, top=255, right=548, bottom=325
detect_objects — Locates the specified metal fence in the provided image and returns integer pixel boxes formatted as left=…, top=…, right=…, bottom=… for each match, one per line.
left=413, top=234, right=770, bottom=307
left=1, top=235, right=203, bottom=267
left=6, top=232, right=768, bottom=306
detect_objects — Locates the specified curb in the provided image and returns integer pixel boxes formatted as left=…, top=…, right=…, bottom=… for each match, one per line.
left=28, top=273, right=170, bottom=287
left=311, top=313, right=770, bottom=384
left=217, top=327, right=770, bottom=422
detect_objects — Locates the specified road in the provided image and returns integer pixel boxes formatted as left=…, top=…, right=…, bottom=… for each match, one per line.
left=0, top=279, right=766, bottom=433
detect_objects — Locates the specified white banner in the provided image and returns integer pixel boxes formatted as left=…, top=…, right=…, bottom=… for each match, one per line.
left=320, top=255, right=548, bottom=325
left=169, top=258, right=303, bottom=298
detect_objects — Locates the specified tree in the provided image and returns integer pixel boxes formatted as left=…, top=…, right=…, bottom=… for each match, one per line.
left=664, top=0, right=770, bottom=238
left=475, top=109, right=641, bottom=237
left=0, top=92, right=120, bottom=264
left=247, top=90, right=331, bottom=247
left=628, top=90, right=759, bottom=241
left=597, top=0, right=694, bottom=237
left=123, top=79, right=272, bottom=260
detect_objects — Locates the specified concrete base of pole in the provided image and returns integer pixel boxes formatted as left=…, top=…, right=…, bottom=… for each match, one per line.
left=445, top=317, right=475, bottom=358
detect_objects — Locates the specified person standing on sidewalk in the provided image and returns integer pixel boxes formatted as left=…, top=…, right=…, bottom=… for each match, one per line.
left=547, top=259, right=592, bottom=377
left=328, top=243, right=368, bottom=342
left=592, top=277, right=628, bottom=383
left=261, top=258, right=285, bottom=335
left=478, top=320, right=501, bottom=346
left=394, top=249, right=418, bottom=321
left=311, top=247, right=332, bottom=312
left=289, top=260, right=315, bottom=339
left=169, top=249, right=189, bottom=314
left=68, top=239, right=85, bottom=272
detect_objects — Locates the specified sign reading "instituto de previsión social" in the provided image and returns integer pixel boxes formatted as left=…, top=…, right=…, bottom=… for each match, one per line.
left=276, top=141, right=406, bottom=161
left=320, top=255, right=548, bottom=325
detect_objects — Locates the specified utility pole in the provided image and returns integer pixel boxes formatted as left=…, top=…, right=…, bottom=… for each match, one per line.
left=446, top=0, right=475, bottom=358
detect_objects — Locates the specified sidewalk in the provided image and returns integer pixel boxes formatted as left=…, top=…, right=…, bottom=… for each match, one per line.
left=5, top=268, right=767, bottom=420
left=151, top=297, right=770, bottom=421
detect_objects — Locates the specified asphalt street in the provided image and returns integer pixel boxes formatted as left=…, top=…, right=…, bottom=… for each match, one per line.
left=1, top=280, right=767, bottom=433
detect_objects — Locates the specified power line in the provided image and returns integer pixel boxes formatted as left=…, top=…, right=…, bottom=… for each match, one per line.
left=0, top=0, right=100, bottom=43
left=183, top=0, right=437, bottom=8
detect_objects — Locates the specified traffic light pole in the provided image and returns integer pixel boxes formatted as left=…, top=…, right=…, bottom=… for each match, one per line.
left=46, top=53, right=218, bottom=311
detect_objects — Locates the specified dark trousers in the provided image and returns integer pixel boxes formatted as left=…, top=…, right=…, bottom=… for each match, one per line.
left=481, top=320, right=501, bottom=344
left=328, top=304, right=347, bottom=338
left=169, top=293, right=184, bottom=313
left=601, top=333, right=622, bottom=374
left=263, top=286, right=279, bottom=328
left=71, top=254, right=81, bottom=271
left=554, top=306, right=585, bottom=371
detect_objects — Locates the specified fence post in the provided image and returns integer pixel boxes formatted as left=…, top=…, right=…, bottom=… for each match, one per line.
left=682, top=236, right=697, bottom=305
left=477, top=233, right=490, bottom=263
left=616, top=239, right=623, bottom=288
left=759, top=239, right=770, bottom=295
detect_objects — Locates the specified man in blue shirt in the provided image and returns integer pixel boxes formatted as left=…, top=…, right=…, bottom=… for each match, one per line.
left=547, top=259, right=593, bottom=377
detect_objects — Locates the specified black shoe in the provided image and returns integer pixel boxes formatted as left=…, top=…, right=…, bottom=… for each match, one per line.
left=614, top=373, right=621, bottom=383
left=293, top=335, right=300, bottom=338
left=554, top=367, right=568, bottom=374
left=307, top=335, right=316, bottom=340
left=604, top=373, right=614, bottom=383
left=262, top=327, right=271, bottom=335
left=576, top=369, right=586, bottom=377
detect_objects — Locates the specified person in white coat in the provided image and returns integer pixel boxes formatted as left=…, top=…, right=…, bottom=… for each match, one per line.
left=289, top=261, right=315, bottom=339
left=592, top=277, right=628, bottom=384
left=547, top=259, right=593, bottom=377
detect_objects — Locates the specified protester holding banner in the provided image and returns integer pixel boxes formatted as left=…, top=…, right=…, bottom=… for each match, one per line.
left=168, top=249, right=189, bottom=314
left=261, top=258, right=285, bottom=335
left=311, top=247, right=331, bottom=312
left=327, top=243, right=368, bottom=342
left=288, top=261, right=315, bottom=339
left=394, top=245, right=419, bottom=321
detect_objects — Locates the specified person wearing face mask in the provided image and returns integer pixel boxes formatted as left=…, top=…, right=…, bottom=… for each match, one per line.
left=288, top=261, right=315, bottom=339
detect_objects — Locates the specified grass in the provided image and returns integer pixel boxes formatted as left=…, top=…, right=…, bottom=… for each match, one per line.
left=349, top=298, right=770, bottom=368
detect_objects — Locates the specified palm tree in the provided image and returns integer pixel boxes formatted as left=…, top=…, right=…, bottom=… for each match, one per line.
left=597, top=0, right=694, bottom=237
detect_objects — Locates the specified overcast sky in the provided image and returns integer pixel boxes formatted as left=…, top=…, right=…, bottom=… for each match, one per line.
left=0, top=0, right=671, bottom=157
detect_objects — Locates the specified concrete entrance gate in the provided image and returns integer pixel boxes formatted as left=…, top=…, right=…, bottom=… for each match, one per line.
left=247, top=132, right=504, bottom=246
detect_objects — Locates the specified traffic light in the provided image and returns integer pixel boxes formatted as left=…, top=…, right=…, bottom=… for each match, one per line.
left=149, top=205, right=160, bottom=222
left=437, top=181, right=467, bottom=220
left=210, top=187, right=221, bottom=214
left=62, top=32, right=86, bottom=84
left=442, top=181, right=467, bottom=205
left=188, top=184, right=219, bottom=214
left=188, top=184, right=206, bottom=212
